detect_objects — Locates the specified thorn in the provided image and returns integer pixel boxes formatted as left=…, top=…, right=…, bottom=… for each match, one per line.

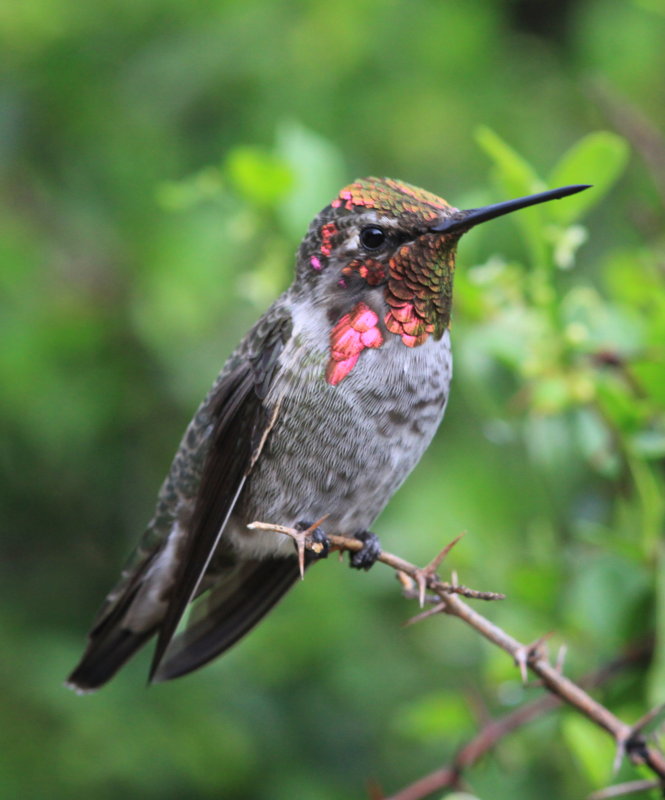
left=628, top=703, right=665, bottom=738
left=514, top=648, right=529, bottom=684
left=556, top=644, right=568, bottom=674
left=513, top=632, right=554, bottom=684
left=253, top=516, right=329, bottom=579
left=404, top=602, right=447, bottom=627
left=295, top=535, right=307, bottom=579
left=247, top=520, right=307, bottom=577
left=396, top=570, right=414, bottom=591
left=311, top=513, right=330, bottom=531
left=612, top=736, right=626, bottom=776
left=294, top=515, right=329, bottom=577
left=402, top=587, right=442, bottom=605
left=413, top=533, right=465, bottom=608
left=430, top=532, right=465, bottom=571
left=415, top=571, right=428, bottom=608
left=532, top=631, right=554, bottom=655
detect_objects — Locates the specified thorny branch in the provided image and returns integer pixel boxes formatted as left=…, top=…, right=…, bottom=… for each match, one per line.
left=248, top=521, right=665, bottom=798
left=384, top=640, right=655, bottom=800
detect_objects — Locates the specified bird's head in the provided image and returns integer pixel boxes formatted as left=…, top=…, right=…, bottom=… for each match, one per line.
left=295, top=177, right=589, bottom=384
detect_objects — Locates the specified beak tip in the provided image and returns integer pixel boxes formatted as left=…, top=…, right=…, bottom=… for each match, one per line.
left=569, top=183, right=593, bottom=193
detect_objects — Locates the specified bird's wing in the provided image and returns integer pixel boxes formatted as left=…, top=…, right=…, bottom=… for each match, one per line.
left=67, top=304, right=292, bottom=691
left=150, top=555, right=301, bottom=682
left=147, top=314, right=292, bottom=680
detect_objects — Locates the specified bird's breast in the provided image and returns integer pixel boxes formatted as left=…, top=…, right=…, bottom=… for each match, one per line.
left=233, top=322, right=452, bottom=556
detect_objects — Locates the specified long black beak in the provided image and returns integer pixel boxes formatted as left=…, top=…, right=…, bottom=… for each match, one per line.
left=430, top=184, right=591, bottom=235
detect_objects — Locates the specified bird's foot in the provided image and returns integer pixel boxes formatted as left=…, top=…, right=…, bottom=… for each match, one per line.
left=291, top=519, right=330, bottom=578
left=349, top=530, right=382, bottom=571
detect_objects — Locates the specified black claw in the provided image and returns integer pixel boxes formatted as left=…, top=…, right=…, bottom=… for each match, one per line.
left=295, top=520, right=330, bottom=563
left=349, top=530, right=382, bottom=571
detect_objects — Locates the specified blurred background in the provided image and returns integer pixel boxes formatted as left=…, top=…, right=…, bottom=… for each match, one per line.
left=1, top=1, right=664, bottom=798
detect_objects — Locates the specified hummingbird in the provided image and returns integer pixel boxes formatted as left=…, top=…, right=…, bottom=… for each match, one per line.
left=67, top=177, right=588, bottom=692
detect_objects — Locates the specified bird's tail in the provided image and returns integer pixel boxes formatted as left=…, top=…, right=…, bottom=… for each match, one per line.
left=66, top=570, right=159, bottom=693
left=66, top=624, right=155, bottom=694
left=66, top=555, right=301, bottom=691
left=151, top=556, right=300, bottom=683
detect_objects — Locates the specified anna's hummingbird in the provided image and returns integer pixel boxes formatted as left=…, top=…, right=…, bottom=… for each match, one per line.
left=67, top=177, right=588, bottom=692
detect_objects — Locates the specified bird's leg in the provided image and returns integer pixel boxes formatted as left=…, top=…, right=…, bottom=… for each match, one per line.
left=349, top=530, right=382, bottom=571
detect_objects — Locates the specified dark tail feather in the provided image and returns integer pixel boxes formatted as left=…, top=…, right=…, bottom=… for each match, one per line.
left=68, top=556, right=302, bottom=690
left=66, top=625, right=156, bottom=693
left=151, top=556, right=300, bottom=683
left=66, top=577, right=157, bottom=693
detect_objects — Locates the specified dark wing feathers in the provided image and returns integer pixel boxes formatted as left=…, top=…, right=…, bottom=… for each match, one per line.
left=148, top=366, right=271, bottom=680
left=148, top=313, right=292, bottom=681
left=151, top=556, right=301, bottom=682
left=68, top=306, right=292, bottom=690
left=150, top=318, right=299, bottom=681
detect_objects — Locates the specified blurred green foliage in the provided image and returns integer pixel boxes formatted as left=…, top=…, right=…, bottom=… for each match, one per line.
left=1, top=1, right=664, bottom=798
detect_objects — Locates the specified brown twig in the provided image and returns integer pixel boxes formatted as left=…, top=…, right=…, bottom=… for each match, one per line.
left=588, top=779, right=662, bottom=800
left=246, top=523, right=505, bottom=602
left=385, top=693, right=562, bottom=800
left=247, top=522, right=665, bottom=795
left=385, top=640, right=654, bottom=800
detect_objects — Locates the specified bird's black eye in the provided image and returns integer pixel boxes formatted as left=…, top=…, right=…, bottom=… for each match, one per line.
left=360, top=226, right=386, bottom=250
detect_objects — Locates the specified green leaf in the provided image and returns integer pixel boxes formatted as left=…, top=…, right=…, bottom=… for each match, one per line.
left=156, top=166, right=224, bottom=211
left=225, top=146, right=293, bottom=207
left=561, top=715, right=614, bottom=786
left=531, top=375, right=573, bottom=414
left=475, top=126, right=542, bottom=197
left=627, top=456, right=665, bottom=556
left=573, top=408, right=618, bottom=477
left=565, top=552, right=649, bottom=644
left=275, top=120, right=346, bottom=238
left=397, top=691, right=474, bottom=742
left=631, top=429, right=665, bottom=460
left=548, top=132, right=630, bottom=224
left=475, top=126, right=548, bottom=265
